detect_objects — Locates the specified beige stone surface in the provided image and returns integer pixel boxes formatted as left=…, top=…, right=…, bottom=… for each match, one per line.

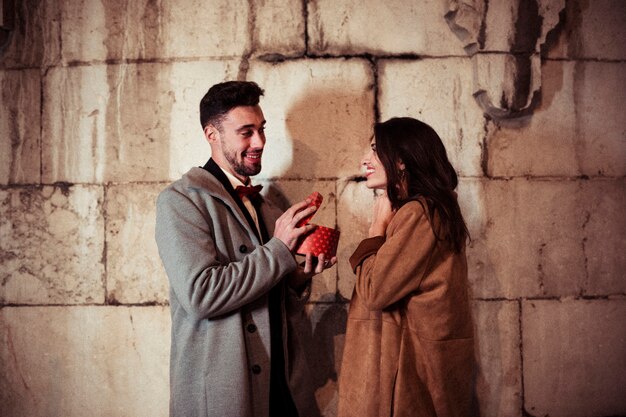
left=0, top=185, right=105, bottom=304
left=487, top=60, right=626, bottom=177
left=42, top=63, right=171, bottom=183
left=581, top=179, right=626, bottom=295
left=522, top=299, right=626, bottom=416
left=464, top=179, right=586, bottom=298
left=262, top=179, right=339, bottom=301
left=473, top=300, right=522, bottom=417
left=379, top=58, right=485, bottom=177
left=60, top=0, right=250, bottom=62
left=308, top=0, right=466, bottom=56
left=465, top=177, right=625, bottom=299
left=0, top=69, right=41, bottom=185
left=255, top=0, right=305, bottom=57
left=42, top=61, right=241, bottom=183
left=456, top=178, right=493, bottom=299
left=42, top=64, right=167, bottom=183
left=335, top=179, right=374, bottom=300
left=248, top=59, right=374, bottom=180
left=2, top=0, right=305, bottom=66
left=546, top=0, right=626, bottom=60
left=0, top=306, right=170, bottom=417
left=105, top=183, right=169, bottom=304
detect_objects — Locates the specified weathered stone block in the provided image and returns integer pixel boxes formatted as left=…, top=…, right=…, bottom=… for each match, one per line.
left=0, top=69, right=41, bottom=185
left=0, top=185, right=105, bottom=304
left=473, top=300, right=522, bottom=417
left=446, top=0, right=565, bottom=55
left=60, top=0, right=250, bottom=62
left=42, top=64, right=170, bottom=183
left=335, top=179, right=374, bottom=300
left=255, top=0, right=305, bottom=57
left=487, top=60, right=626, bottom=177
left=463, top=177, right=625, bottom=299
left=262, top=179, right=339, bottom=301
left=379, top=58, right=485, bottom=177
left=305, top=302, right=348, bottom=417
left=308, top=0, right=465, bottom=56
left=247, top=59, right=375, bottom=180
left=105, top=183, right=169, bottom=304
left=42, top=61, right=241, bottom=183
left=581, top=179, right=626, bottom=295
left=546, top=0, right=626, bottom=60
left=0, top=306, right=170, bottom=417
left=0, top=0, right=61, bottom=69
left=457, top=178, right=494, bottom=299
left=464, top=178, right=587, bottom=298
left=522, top=299, right=626, bottom=416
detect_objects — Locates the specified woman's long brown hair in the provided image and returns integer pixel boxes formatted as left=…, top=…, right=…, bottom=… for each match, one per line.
left=374, top=117, right=470, bottom=252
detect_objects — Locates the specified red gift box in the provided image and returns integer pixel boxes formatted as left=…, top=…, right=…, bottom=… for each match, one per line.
left=296, top=225, right=340, bottom=257
left=295, top=192, right=340, bottom=258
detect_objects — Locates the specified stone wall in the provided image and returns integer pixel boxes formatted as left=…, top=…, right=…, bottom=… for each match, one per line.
left=1, top=0, right=624, bottom=416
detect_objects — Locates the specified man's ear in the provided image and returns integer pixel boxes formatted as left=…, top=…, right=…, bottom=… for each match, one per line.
left=204, top=124, right=220, bottom=144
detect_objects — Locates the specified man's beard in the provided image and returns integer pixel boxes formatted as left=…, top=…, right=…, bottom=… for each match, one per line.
left=224, top=149, right=262, bottom=177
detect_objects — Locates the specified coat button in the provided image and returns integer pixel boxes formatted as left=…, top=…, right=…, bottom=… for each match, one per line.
left=251, top=365, right=261, bottom=374
left=246, top=323, right=257, bottom=333
left=239, top=244, right=248, bottom=253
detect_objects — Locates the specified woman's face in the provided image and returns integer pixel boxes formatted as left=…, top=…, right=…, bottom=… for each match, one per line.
left=361, top=139, right=387, bottom=190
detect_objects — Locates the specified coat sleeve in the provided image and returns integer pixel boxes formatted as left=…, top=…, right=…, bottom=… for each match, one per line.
left=155, top=187, right=298, bottom=321
left=352, top=201, right=438, bottom=311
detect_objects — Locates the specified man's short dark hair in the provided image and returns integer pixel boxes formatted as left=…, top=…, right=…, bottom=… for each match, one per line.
left=199, top=81, right=265, bottom=130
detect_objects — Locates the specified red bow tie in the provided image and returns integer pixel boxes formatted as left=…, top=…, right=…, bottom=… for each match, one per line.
left=235, top=185, right=263, bottom=199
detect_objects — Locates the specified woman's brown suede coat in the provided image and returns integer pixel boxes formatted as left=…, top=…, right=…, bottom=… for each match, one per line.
left=338, top=200, right=475, bottom=417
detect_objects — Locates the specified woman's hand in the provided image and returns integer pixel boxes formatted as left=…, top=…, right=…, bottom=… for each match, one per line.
left=273, top=198, right=317, bottom=251
left=368, top=191, right=394, bottom=237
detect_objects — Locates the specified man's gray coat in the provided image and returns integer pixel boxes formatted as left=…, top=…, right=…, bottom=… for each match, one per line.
left=155, top=167, right=318, bottom=417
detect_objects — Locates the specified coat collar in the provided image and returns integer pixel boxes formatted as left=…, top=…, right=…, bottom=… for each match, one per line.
left=182, top=163, right=264, bottom=245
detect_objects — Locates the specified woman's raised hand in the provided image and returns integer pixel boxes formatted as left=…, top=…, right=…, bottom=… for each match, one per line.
left=369, top=191, right=394, bottom=237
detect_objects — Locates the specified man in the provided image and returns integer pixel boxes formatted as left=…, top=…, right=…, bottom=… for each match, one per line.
left=155, top=81, right=335, bottom=417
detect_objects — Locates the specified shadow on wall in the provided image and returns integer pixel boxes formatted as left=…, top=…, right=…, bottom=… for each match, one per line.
left=308, top=301, right=348, bottom=415
left=287, top=87, right=364, bottom=180
left=282, top=91, right=322, bottom=179
left=263, top=88, right=360, bottom=414
left=264, top=85, right=367, bottom=221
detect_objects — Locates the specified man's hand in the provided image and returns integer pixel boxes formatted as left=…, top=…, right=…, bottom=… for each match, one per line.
left=273, top=198, right=318, bottom=251
left=288, top=253, right=338, bottom=291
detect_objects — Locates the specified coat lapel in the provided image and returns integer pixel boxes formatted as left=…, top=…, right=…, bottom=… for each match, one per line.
left=185, top=165, right=263, bottom=245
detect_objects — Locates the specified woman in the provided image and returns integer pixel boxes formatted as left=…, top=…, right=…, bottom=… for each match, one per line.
left=338, top=117, right=475, bottom=417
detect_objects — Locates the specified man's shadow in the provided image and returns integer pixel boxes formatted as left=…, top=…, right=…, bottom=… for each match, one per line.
left=263, top=88, right=361, bottom=415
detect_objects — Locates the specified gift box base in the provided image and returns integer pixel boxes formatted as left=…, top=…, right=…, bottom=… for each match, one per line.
left=295, top=225, right=340, bottom=257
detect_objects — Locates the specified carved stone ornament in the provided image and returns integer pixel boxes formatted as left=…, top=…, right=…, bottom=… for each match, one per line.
left=445, top=0, right=566, bottom=120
